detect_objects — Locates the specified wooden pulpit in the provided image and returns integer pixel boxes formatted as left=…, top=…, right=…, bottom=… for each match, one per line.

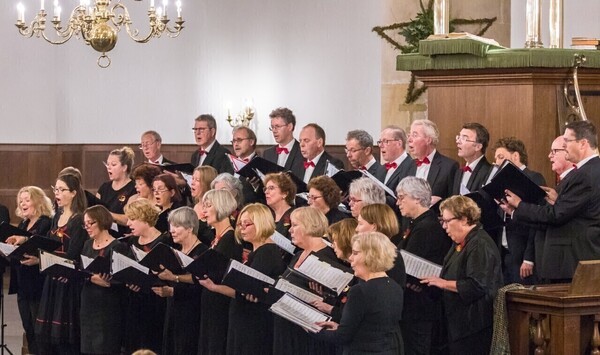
left=505, top=261, right=600, bottom=354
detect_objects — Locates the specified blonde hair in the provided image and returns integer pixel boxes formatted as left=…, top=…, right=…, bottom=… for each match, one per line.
left=440, top=195, right=481, bottom=226
left=15, top=186, right=54, bottom=219
left=124, top=198, right=160, bottom=227
left=328, top=218, right=358, bottom=260
left=236, top=204, right=275, bottom=244
left=359, top=204, right=399, bottom=239
left=193, top=166, right=218, bottom=202
left=352, top=232, right=397, bottom=272
left=109, top=146, right=135, bottom=174
left=202, top=189, right=237, bottom=221
left=290, top=207, right=328, bottom=238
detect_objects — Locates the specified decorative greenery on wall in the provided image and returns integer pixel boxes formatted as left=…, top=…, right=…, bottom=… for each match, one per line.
left=373, top=0, right=496, bottom=104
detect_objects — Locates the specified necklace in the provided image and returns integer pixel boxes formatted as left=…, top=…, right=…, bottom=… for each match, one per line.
left=211, top=226, right=232, bottom=248
left=183, top=240, right=200, bottom=255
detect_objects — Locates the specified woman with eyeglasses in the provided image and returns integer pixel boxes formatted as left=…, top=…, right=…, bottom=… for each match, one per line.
left=200, top=203, right=286, bottom=355
left=153, top=174, right=184, bottom=233
left=97, top=146, right=137, bottom=237
left=153, top=206, right=207, bottom=355
left=421, top=195, right=502, bottom=355
left=35, top=173, right=88, bottom=355
left=122, top=198, right=171, bottom=354
left=80, top=205, right=128, bottom=355
left=395, top=177, right=452, bottom=355
left=197, top=189, right=243, bottom=355
left=191, top=166, right=219, bottom=245
left=263, top=173, right=296, bottom=241
left=307, top=175, right=349, bottom=225
left=347, top=177, right=386, bottom=218
left=5, top=186, right=53, bottom=355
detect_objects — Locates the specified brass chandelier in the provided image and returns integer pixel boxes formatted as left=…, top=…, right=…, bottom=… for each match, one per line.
left=15, top=0, right=185, bottom=68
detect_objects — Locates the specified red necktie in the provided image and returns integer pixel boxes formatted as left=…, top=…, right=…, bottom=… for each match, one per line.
left=415, top=157, right=430, bottom=167
left=276, top=146, right=289, bottom=155
left=304, top=160, right=315, bottom=169
left=462, top=166, right=472, bottom=173
left=359, top=166, right=367, bottom=170
left=384, top=162, right=397, bottom=170
left=198, top=149, right=206, bottom=156
left=573, top=164, right=578, bottom=170
left=242, top=158, right=250, bottom=163
left=152, top=160, right=160, bottom=164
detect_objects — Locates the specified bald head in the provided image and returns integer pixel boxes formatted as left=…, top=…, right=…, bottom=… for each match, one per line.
left=548, top=136, right=572, bottom=175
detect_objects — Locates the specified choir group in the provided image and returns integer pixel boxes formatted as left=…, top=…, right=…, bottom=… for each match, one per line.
left=2, top=106, right=599, bottom=355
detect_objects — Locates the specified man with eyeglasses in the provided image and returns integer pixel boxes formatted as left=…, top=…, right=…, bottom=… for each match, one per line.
left=548, top=135, right=575, bottom=185
left=452, top=122, right=493, bottom=196
left=263, top=107, right=304, bottom=179
left=140, top=130, right=175, bottom=165
left=231, top=126, right=258, bottom=162
left=503, top=121, right=600, bottom=283
left=407, top=119, right=458, bottom=203
left=299, top=123, right=344, bottom=183
left=345, top=129, right=385, bottom=178
left=492, top=137, right=545, bottom=285
left=191, top=114, right=234, bottom=174
left=377, top=125, right=414, bottom=192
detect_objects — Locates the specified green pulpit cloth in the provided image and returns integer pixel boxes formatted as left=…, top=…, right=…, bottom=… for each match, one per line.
left=398, top=45, right=600, bottom=72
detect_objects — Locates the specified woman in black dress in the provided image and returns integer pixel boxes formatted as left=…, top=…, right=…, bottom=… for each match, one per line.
left=197, top=189, right=243, bottom=355
left=273, top=207, right=339, bottom=355
left=154, top=206, right=208, bottom=355
left=6, top=186, right=53, bottom=355
left=307, top=176, right=349, bottom=225
left=122, top=198, right=171, bottom=354
left=201, top=203, right=286, bottom=355
left=152, top=173, right=184, bottom=233
left=191, top=166, right=218, bottom=245
left=35, top=174, right=88, bottom=355
left=264, top=173, right=296, bottom=263
left=396, top=177, right=452, bottom=355
left=97, top=146, right=136, bottom=237
left=315, top=232, right=404, bottom=354
left=80, top=205, right=128, bottom=355
left=421, top=195, right=503, bottom=355
left=127, top=163, right=162, bottom=206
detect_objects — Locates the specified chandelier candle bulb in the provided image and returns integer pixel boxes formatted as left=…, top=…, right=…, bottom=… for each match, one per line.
left=176, top=0, right=181, bottom=18
left=17, top=3, right=24, bottom=23
left=40, top=0, right=44, bottom=11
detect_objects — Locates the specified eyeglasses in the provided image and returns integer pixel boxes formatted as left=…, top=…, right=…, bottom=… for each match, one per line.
left=377, top=139, right=399, bottom=146
left=455, top=135, right=477, bottom=144
left=307, top=195, right=323, bottom=201
left=263, top=185, right=279, bottom=192
left=138, top=140, right=157, bottom=149
left=269, top=124, right=288, bottom=132
left=348, top=197, right=362, bottom=204
left=237, top=222, right=254, bottom=229
left=231, top=138, right=251, bottom=144
left=550, top=148, right=566, bottom=155
left=344, top=148, right=365, bottom=154
left=396, top=193, right=407, bottom=202
left=152, top=188, right=170, bottom=194
left=83, top=221, right=97, bottom=229
left=51, top=185, right=70, bottom=194
left=439, top=217, right=459, bottom=225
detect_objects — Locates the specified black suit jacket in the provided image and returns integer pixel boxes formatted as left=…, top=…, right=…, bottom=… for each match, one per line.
left=162, top=157, right=177, bottom=165
left=190, top=140, right=234, bottom=174
left=407, top=151, right=459, bottom=200
left=263, top=140, right=304, bottom=180
left=302, top=151, right=345, bottom=182
left=452, top=157, right=493, bottom=195
left=381, top=155, right=416, bottom=192
left=367, top=161, right=386, bottom=181
left=514, top=156, right=600, bottom=280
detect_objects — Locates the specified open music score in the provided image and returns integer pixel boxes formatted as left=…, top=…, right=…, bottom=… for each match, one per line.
left=269, top=294, right=330, bottom=333
left=295, top=254, right=354, bottom=295
left=226, top=260, right=276, bottom=285
left=40, top=250, right=76, bottom=272
left=112, top=251, right=150, bottom=275
left=274, top=278, right=323, bottom=304
left=0, top=243, right=17, bottom=257
left=130, top=245, right=148, bottom=262
left=270, top=231, right=296, bottom=255
left=400, top=250, right=442, bottom=278
left=173, top=248, right=194, bottom=267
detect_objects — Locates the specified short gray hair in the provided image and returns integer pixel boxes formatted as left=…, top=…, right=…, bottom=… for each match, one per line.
left=349, top=177, right=385, bottom=204
left=382, top=125, right=407, bottom=150
left=211, top=173, right=244, bottom=208
left=396, top=176, right=432, bottom=208
left=411, top=119, right=439, bottom=146
left=346, top=130, right=374, bottom=149
left=202, top=189, right=238, bottom=221
left=168, top=206, right=199, bottom=235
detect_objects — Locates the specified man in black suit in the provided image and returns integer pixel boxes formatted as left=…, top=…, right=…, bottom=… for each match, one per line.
left=298, top=123, right=344, bottom=183
left=231, top=126, right=264, bottom=204
left=407, top=119, right=459, bottom=204
left=140, top=130, right=176, bottom=165
left=504, top=121, right=600, bottom=282
left=345, top=129, right=385, bottom=178
left=377, top=125, right=415, bottom=191
left=262, top=107, right=304, bottom=179
left=493, top=137, right=545, bottom=285
left=190, top=114, right=234, bottom=174
left=452, top=122, right=493, bottom=195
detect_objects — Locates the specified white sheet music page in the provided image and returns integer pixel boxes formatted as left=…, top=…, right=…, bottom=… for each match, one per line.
left=296, top=254, right=354, bottom=295
left=275, top=278, right=323, bottom=304
left=270, top=231, right=296, bottom=255
left=269, top=293, right=330, bottom=333
left=0, top=242, right=17, bottom=256
left=80, top=254, right=94, bottom=269
left=173, top=248, right=194, bottom=267
left=111, top=251, right=150, bottom=274
left=400, top=249, right=442, bottom=278
left=227, top=260, right=275, bottom=285
left=39, top=250, right=75, bottom=272
left=130, top=245, right=148, bottom=262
